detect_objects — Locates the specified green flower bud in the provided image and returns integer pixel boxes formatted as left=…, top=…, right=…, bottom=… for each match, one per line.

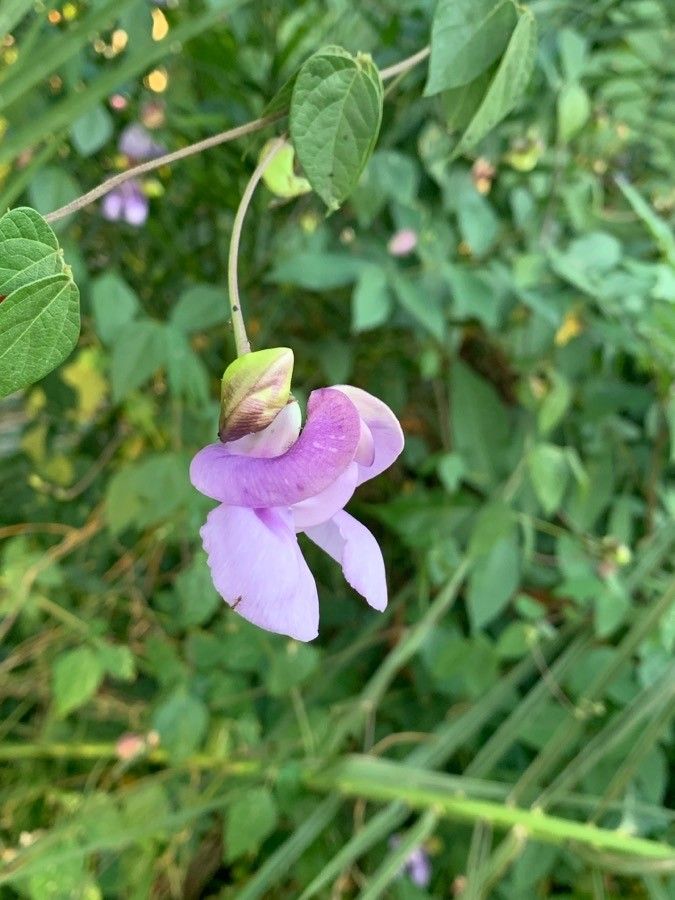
left=219, top=347, right=294, bottom=442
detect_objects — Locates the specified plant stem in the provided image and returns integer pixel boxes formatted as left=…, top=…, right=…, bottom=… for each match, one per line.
left=227, top=136, right=286, bottom=356
left=379, top=46, right=430, bottom=80
left=44, top=115, right=282, bottom=225
left=43, top=46, right=430, bottom=224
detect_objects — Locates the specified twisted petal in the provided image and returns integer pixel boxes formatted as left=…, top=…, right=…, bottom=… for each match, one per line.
left=292, top=463, right=358, bottom=530
left=201, top=505, right=318, bottom=641
left=304, top=510, right=387, bottom=611
left=190, top=388, right=360, bottom=508
left=226, top=401, right=301, bottom=459
left=333, top=386, right=404, bottom=485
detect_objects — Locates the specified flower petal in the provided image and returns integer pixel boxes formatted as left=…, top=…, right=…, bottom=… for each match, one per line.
left=119, top=123, right=165, bottom=161
left=190, top=388, right=360, bottom=508
left=292, top=462, right=358, bottom=530
left=332, top=386, right=404, bottom=485
left=123, top=183, right=149, bottom=226
left=201, top=505, right=318, bottom=641
left=102, top=190, right=123, bottom=221
left=304, top=510, right=387, bottom=611
left=225, top=401, right=301, bottom=458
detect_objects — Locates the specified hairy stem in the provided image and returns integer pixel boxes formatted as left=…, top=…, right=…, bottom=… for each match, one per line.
left=228, top=136, right=287, bottom=356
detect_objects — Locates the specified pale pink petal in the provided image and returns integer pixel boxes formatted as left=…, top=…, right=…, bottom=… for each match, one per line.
left=292, top=463, right=358, bottom=530
left=387, top=228, right=418, bottom=257
left=226, top=401, right=301, bottom=458
left=190, top=388, right=360, bottom=508
left=201, top=505, right=318, bottom=641
left=304, top=510, right=387, bottom=611
left=332, top=386, right=404, bottom=485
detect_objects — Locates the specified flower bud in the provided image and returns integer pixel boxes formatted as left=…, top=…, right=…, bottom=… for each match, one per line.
left=219, top=347, right=294, bottom=442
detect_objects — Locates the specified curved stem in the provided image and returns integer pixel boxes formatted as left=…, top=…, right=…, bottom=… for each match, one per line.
left=228, top=136, right=287, bottom=357
left=43, top=46, right=430, bottom=224
left=379, top=45, right=430, bottom=80
left=44, top=114, right=282, bottom=224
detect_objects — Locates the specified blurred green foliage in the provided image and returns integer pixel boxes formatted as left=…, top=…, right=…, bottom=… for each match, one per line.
left=1, top=0, right=675, bottom=897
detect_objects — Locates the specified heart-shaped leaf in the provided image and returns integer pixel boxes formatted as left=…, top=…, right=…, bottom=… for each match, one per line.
left=0, top=275, right=80, bottom=397
left=290, top=46, right=383, bottom=211
left=0, top=206, right=80, bottom=397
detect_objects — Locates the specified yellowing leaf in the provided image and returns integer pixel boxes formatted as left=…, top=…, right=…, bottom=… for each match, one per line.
left=62, top=348, right=108, bottom=422
left=260, top=140, right=311, bottom=199
left=555, top=311, right=584, bottom=346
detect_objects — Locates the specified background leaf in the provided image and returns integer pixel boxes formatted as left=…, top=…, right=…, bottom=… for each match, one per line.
left=425, top=0, right=517, bottom=95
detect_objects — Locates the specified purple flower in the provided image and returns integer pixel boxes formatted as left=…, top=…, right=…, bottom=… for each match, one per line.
left=389, top=835, right=432, bottom=888
left=190, top=385, right=404, bottom=641
left=102, top=179, right=149, bottom=226
left=118, top=124, right=165, bottom=162
left=101, top=124, right=165, bottom=227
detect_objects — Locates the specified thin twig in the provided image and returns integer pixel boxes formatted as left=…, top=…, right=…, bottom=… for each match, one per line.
left=44, top=115, right=282, bottom=224
left=42, top=46, right=430, bottom=224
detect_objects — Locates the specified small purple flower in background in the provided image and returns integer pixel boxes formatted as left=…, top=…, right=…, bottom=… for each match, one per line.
left=388, top=228, right=418, bottom=257
left=190, top=386, right=404, bottom=641
left=389, top=835, right=432, bottom=888
left=101, top=124, right=165, bottom=227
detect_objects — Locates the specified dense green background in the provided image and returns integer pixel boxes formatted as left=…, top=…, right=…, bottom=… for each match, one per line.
left=1, top=0, right=674, bottom=897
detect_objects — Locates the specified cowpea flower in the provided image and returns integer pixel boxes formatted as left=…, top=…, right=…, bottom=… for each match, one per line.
left=101, top=124, right=165, bottom=226
left=190, top=386, right=403, bottom=641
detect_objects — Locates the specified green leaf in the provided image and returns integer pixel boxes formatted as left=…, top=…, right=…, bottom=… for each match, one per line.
left=91, top=271, right=140, bottom=345
left=557, top=82, right=591, bottom=142
left=538, top=372, right=572, bottom=435
left=97, top=643, right=136, bottom=681
left=446, top=264, right=501, bottom=328
left=175, top=553, right=221, bottom=628
left=392, top=274, right=446, bottom=342
left=70, top=103, right=114, bottom=156
left=152, top=688, right=208, bottom=763
left=290, top=46, right=383, bottom=210
left=352, top=266, right=392, bottom=332
left=440, top=67, right=495, bottom=133
left=269, top=252, right=367, bottom=290
left=105, top=452, right=192, bottom=535
left=225, top=787, right=278, bottom=861
left=52, top=647, right=104, bottom=717
left=110, top=320, right=166, bottom=402
left=265, top=643, right=319, bottom=696
left=169, top=283, right=229, bottom=333
left=0, top=207, right=63, bottom=294
left=165, top=327, right=210, bottom=406
left=595, top=581, right=630, bottom=638
left=558, top=28, right=588, bottom=81
left=0, top=275, right=80, bottom=398
left=466, top=527, right=520, bottom=631
left=28, top=167, right=81, bottom=230
left=528, top=443, right=569, bottom=514
left=453, top=8, right=537, bottom=156
left=450, top=361, right=511, bottom=489
left=425, top=0, right=517, bottom=95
